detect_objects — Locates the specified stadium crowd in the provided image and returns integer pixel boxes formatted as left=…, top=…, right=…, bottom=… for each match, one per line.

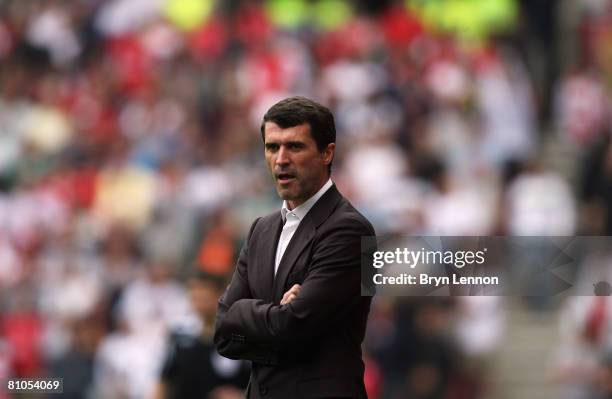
left=0, top=0, right=612, bottom=398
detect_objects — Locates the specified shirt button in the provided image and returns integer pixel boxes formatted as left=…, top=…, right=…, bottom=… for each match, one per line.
left=260, top=386, right=268, bottom=395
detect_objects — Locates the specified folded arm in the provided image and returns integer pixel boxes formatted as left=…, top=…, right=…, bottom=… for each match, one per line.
left=214, top=218, right=280, bottom=365
left=216, top=218, right=372, bottom=349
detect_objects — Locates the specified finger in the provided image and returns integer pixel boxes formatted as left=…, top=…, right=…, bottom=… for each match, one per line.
left=283, top=287, right=297, bottom=301
left=281, top=284, right=302, bottom=305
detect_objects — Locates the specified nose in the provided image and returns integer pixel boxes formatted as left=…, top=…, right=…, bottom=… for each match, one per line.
left=275, top=146, right=290, bottom=166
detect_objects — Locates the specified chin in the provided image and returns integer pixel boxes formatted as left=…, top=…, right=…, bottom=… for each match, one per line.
left=276, top=189, right=293, bottom=200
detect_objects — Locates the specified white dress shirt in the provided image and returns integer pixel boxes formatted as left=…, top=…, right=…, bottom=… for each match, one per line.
left=274, top=179, right=333, bottom=276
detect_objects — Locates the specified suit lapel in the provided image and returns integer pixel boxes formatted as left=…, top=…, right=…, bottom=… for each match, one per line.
left=256, top=213, right=283, bottom=303
left=273, top=219, right=315, bottom=302
left=272, top=185, right=343, bottom=302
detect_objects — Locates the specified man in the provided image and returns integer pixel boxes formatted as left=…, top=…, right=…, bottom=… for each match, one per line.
left=214, top=97, right=376, bottom=398
left=154, top=272, right=250, bottom=399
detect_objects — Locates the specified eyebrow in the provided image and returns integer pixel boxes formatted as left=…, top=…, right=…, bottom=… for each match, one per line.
left=265, top=140, right=306, bottom=147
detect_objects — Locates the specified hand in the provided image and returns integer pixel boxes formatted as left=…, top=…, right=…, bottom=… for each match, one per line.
left=208, top=386, right=245, bottom=399
left=280, top=284, right=301, bottom=305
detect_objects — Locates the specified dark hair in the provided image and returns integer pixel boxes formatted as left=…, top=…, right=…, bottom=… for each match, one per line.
left=260, top=96, right=336, bottom=153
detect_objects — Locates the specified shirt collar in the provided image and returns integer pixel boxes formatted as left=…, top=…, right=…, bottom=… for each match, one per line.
left=281, top=179, right=333, bottom=222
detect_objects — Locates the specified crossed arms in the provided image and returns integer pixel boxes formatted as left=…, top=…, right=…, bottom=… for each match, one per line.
left=213, top=217, right=372, bottom=365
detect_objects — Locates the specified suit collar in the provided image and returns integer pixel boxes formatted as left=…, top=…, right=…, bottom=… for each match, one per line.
left=302, top=183, right=342, bottom=228
left=280, top=179, right=333, bottom=222
left=256, top=215, right=283, bottom=303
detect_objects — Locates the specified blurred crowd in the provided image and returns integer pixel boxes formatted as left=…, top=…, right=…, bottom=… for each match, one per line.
left=1, top=0, right=612, bottom=398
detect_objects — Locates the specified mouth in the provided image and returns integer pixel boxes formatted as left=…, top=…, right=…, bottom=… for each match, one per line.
left=276, top=172, right=296, bottom=185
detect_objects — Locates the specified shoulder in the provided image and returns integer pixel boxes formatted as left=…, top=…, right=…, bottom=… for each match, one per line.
left=323, top=195, right=376, bottom=237
left=257, top=210, right=281, bottom=227
left=247, top=211, right=280, bottom=236
left=241, top=211, right=279, bottom=239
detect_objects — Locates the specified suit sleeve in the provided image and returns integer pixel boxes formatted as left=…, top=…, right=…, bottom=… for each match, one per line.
left=214, top=218, right=280, bottom=365
left=216, top=217, right=373, bottom=348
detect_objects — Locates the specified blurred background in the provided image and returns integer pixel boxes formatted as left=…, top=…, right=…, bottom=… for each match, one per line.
left=1, top=0, right=612, bottom=398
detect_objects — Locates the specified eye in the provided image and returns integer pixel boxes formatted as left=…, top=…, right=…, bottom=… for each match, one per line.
left=287, top=142, right=304, bottom=151
left=265, top=143, right=279, bottom=152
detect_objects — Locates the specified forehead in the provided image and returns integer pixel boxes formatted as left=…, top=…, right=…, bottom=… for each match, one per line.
left=263, top=122, right=314, bottom=143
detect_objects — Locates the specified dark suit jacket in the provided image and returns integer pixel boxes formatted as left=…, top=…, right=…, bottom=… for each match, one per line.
left=214, top=184, right=375, bottom=399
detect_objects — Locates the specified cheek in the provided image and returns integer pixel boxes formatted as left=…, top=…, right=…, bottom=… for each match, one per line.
left=265, top=155, right=275, bottom=169
left=294, top=153, right=315, bottom=168
left=297, top=156, right=321, bottom=176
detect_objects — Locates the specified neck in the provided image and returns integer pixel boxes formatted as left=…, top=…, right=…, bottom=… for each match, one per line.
left=288, top=177, right=330, bottom=210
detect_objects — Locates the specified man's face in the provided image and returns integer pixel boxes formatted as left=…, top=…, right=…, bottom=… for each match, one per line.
left=264, top=122, right=334, bottom=209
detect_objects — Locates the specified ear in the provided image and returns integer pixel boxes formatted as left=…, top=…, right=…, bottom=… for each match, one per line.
left=322, top=143, right=335, bottom=166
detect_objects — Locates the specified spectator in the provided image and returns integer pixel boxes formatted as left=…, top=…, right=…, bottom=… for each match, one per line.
left=153, top=272, right=249, bottom=399
left=0, top=0, right=607, bottom=397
